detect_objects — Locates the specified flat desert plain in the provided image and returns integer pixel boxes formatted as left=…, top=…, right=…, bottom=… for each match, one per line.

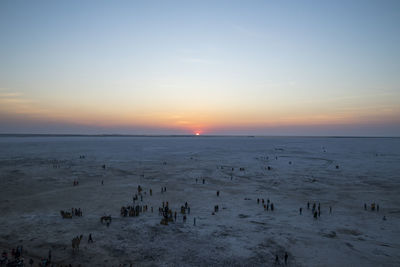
left=0, top=136, right=399, bottom=266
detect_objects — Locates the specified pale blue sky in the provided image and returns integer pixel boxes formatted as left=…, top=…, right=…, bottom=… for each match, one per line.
left=1, top=0, right=399, bottom=135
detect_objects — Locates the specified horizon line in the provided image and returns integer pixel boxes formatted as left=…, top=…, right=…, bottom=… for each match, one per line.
left=0, top=133, right=399, bottom=138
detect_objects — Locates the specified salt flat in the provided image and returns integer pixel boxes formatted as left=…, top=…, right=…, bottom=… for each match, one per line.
left=0, top=136, right=399, bottom=266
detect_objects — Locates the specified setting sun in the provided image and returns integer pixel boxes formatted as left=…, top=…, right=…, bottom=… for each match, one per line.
left=195, top=132, right=200, bottom=136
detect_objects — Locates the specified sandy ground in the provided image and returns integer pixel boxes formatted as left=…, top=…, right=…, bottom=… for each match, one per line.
left=0, top=136, right=399, bottom=266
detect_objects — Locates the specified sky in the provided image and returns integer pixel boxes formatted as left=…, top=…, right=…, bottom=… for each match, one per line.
left=0, top=0, right=399, bottom=136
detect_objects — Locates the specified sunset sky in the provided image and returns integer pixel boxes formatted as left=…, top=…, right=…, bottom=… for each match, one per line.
left=1, top=0, right=399, bottom=136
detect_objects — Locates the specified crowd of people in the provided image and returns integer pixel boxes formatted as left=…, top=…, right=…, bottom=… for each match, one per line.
left=1, top=246, right=24, bottom=266
left=4, top=153, right=389, bottom=266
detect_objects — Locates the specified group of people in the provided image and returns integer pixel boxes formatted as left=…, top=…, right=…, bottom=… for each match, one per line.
left=1, top=246, right=25, bottom=266
left=275, top=252, right=289, bottom=265
left=157, top=200, right=193, bottom=225
left=72, top=180, right=79, bottom=186
left=120, top=205, right=149, bottom=217
left=60, top=208, right=82, bottom=219
left=306, top=202, right=323, bottom=219
left=257, top=198, right=275, bottom=211
left=364, top=202, right=386, bottom=220
left=72, top=207, right=83, bottom=217
left=364, top=202, right=380, bottom=212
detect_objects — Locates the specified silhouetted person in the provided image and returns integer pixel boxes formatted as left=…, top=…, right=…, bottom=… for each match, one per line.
left=299, top=207, right=302, bottom=215
left=307, top=202, right=310, bottom=209
left=364, top=203, right=367, bottom=210
left=284, top=252, right=288, bottom=264
left=329, top=206, right=332, bottom=214
left=88, top=233, right=93, bottom=243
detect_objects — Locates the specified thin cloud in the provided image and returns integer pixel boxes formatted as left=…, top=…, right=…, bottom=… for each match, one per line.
left=0, top=89, right=48, bottom=115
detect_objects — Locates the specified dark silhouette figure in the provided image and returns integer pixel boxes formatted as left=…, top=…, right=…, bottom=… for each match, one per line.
left=88, top=233, right=93, bottom=243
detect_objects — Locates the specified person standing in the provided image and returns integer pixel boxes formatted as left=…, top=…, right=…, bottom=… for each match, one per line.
left=48, top=249, right=51, bottom=263
left=88, top=233, right=93, bottom=243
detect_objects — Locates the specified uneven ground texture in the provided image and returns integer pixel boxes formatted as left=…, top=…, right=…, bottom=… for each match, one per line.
left=0, top=136, right=399, bottom=266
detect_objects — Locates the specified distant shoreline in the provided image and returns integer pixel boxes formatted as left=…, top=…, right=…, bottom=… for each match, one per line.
left=0, top=134, right=398, bottom=138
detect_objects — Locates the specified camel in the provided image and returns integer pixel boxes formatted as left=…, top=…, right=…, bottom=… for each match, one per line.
left=60, top=210, right=72, bottom=219
left=72, top=235, right=83, bottom=251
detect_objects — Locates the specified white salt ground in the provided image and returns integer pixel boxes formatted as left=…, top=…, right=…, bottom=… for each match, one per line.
left=0, top=136, right=399, bottom=266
